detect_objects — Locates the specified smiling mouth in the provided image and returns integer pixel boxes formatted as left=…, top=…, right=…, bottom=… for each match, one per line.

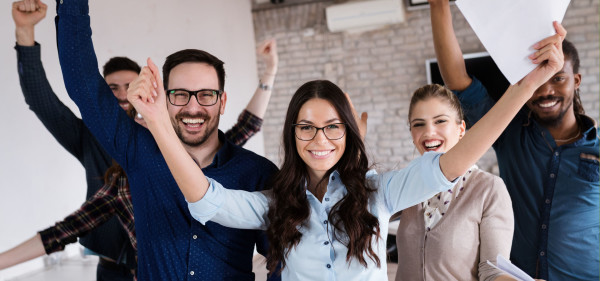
left=310, top=150, right=334, bottom=157
left=538, top=100, right=559, bottom=108
left=182, top=118, right=205, bottom=128
left=423, top=140, right=443, bottom=150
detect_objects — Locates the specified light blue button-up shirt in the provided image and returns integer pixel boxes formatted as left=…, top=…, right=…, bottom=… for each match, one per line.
left=189, top=152, right=453, bottom=281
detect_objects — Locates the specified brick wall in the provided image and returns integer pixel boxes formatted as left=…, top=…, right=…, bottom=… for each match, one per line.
left=253, top=0, right=600, bottom=173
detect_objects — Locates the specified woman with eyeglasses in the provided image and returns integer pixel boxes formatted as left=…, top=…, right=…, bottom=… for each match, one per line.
left=127, top=24, right=565, bottom=280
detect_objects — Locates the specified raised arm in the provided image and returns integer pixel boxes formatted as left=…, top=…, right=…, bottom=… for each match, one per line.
left=225, top=39, right=279, bottom=146
left=438, top=22, right=566, bottom=180
left=246, top=39, right=278, bottom=118
left=55, top=0, right=142, bottom=166
left=128, top=58, right=209, bottom=202
left=429, top=0, right=471, bottom=91
left=14, top=0, right=95, bottom=161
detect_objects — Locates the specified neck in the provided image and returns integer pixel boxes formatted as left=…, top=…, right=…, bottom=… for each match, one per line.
left=184, top=132, right=222, bottom=168
left=307, top=170, right=329, bottom=201
left=543, top=111, right=580, bottom=146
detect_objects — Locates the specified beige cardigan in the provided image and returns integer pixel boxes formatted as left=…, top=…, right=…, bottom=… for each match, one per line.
left=395, top=168, right=514, bottom=281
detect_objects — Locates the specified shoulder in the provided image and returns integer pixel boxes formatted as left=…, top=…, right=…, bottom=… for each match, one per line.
left=464, top=168, right=511, bottom=206
left=227, top=144, right=279, bottom=177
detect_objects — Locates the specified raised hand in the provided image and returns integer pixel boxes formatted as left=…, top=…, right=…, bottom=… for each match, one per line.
left=345, top=93, right=368, bottom=140
left=258, top=39, right=278, bottom=75
left=521, top=21, right=566, bottom=89
left=127, top=58, right=167, bottom=125
left=12, top=0, right=47, bottom=46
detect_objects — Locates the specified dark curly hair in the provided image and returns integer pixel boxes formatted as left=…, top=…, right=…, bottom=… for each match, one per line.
left=266, top=80, right=381, bottom=274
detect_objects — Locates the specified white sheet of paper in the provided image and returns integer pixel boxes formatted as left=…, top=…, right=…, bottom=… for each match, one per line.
left=455, top=0, right=571, bottom=84
left=486, top=254, right=535, bottom=281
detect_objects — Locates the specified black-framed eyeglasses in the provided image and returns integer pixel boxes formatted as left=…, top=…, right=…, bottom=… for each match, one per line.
left=293, top=123, right=347, bottom=141
left=166, top=89, right=222, bottom=106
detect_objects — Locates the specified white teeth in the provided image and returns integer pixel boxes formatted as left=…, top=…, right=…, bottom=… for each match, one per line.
left=424, top=140, right=442, bottom=148
left=311, top=150, right=331, bottom=156
left=182, top=118, right=205, bottom=124
left=539, top=100, right=558, bottom=108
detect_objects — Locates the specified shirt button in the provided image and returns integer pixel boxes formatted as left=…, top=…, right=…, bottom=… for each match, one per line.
left=541, top=224, right=547, bottom=230
left=192, top=234, right=198, bottom=239
left=545, top=199, right=551, bottom=204
left=190, top=271, right=195, bottom=275
left=550, top=173, right=555, bottom=179
left=324, top=220, right=328, bottom=225
left=324, top=241, right=330, bottom=245
left=324, top=198, right=330, bottom=202
left=554, top=151, right=560, bottom=156
left=540, top=251, right=545, bottom=256
left=326, top=264, right=332, bottom=269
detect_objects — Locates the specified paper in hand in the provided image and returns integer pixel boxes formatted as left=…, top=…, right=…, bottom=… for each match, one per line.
left=455, top=0, right=571, bottom=84
left=486, top=254, right=535, bottom=281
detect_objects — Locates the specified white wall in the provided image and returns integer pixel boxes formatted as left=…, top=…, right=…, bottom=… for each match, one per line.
left=0, top=1, right=260, bottom=279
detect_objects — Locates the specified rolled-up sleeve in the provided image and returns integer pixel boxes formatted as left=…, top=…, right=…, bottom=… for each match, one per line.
left=373, top=152, right=455, bottom=214
left=188, top=177, right=270, bottom=230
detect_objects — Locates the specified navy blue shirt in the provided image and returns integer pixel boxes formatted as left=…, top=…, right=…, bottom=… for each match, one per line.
left=455, top=77, right=599, bottom=281
left=15, top=43, right=134, bottom=266
left=55, top=1, right=279, bottom=280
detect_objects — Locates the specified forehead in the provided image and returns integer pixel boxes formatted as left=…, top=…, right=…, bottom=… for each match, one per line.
left=297, top=98, right=341, bottom=123
left=168, top=62, right=219, bottom=90
left=556, top=59, right=575, bottom=75
left=105, top=70, right=138, bottom=85
left=410, top=97, right=459, bottom=119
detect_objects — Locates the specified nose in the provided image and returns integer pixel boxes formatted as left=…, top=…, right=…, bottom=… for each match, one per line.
left=423, top=123, right=435, bottom=136
left=313, top=128, right=329, bottom=144
left=534, top=82, right=554, bottom=97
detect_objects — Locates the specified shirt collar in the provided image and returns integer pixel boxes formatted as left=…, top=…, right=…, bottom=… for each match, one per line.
left=303, top=170, right=345, bottom=195
left=205, top=130, right=234, bottom=169
left=526, top=111, right=599, bottom=147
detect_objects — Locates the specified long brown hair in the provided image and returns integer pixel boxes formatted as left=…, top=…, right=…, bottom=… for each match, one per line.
left=266, top=80, right=381, bottom=273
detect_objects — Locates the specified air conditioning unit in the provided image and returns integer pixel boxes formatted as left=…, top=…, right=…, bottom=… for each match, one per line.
left=326, top=0, right=405, bottom=33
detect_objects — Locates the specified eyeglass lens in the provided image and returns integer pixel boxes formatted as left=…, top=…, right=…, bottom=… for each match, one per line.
left=295, top=124, right=346, bottom=141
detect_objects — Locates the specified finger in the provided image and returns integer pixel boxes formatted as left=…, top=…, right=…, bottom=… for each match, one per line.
left=14, top=1, right=26, bottom=12
left=529, top=44, right=555, bottom=60
left=532, top=33, right=562, bottom=50
left=553, top=21, right=567, bottom=39
left=360, top=112, right=368, bottom=123
left=37, top=0, right=48, bottom=12
left=532, top=47, right=558, bottom=65
left=147, top=57, right=164, bottom=92
left=25, top=0, right=35, bottom=12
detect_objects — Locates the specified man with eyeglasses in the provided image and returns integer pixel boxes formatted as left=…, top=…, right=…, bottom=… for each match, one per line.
left=54, top=0, right=280, bottom=280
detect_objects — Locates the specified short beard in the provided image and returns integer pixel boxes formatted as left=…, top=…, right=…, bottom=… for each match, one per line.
left=173, top=114, right=220, bottom=147
left=533, top=98, right=572, bottom=128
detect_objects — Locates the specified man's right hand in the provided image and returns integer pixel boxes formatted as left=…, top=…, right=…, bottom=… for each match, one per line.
left=13, top=0, right=47, bottom=46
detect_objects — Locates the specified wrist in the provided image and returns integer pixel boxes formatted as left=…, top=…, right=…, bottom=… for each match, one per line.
left=15, top=27, right=35, bottom=46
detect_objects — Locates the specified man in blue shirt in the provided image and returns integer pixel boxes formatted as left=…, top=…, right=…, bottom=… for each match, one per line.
left=54, top=0, right=279, bottom=280
left=429, top=1, right=599, bottom=280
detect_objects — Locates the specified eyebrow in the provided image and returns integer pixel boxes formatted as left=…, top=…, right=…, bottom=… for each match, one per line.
left=297, top=118, right=341, bottom=124
left=410, top=114, right=451, bottom=124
